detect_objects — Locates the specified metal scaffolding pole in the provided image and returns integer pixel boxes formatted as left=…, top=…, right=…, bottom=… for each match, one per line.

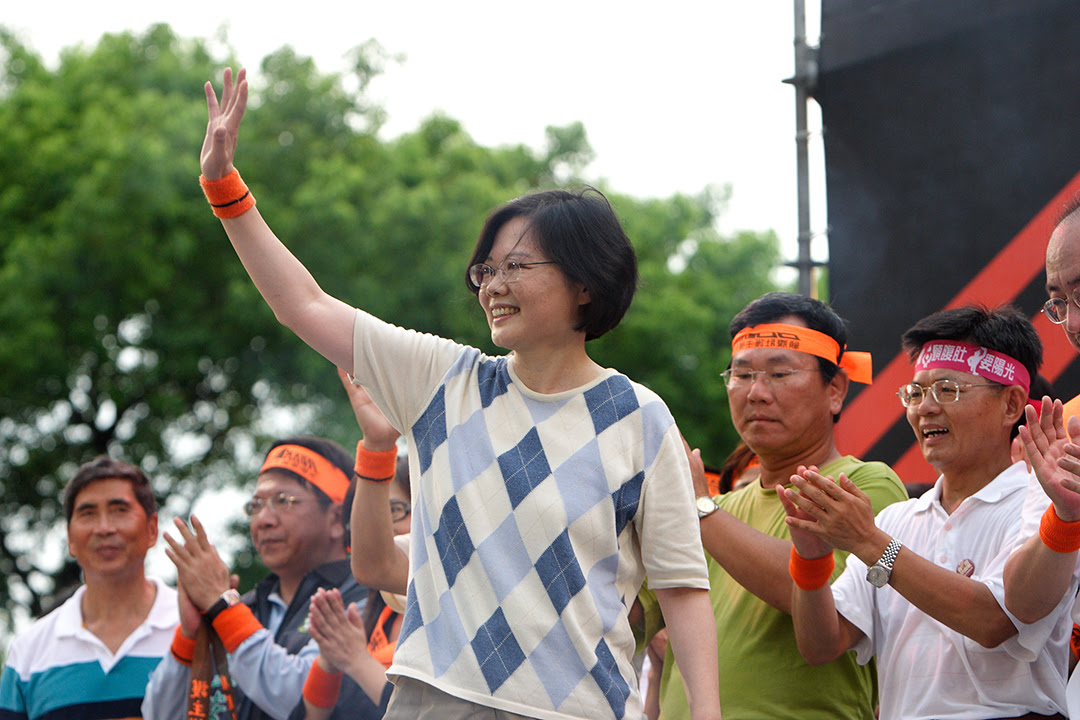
left=786, top=0, right=821, bottom=297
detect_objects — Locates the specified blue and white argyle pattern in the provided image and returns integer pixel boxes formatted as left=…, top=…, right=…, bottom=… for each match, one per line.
left=390, top=350, right=687, bottom=719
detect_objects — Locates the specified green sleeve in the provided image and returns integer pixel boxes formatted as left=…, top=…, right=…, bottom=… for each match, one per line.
left=633, top=579, right=665, bottom=654
left=822, top=458, right=909, bottom=577
left=844, top=460, right=910, bottom=514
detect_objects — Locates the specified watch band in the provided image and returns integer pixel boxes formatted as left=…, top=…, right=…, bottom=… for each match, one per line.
left=205, top=588, right=242, bottom=623
left=866, top=538, right=902, bottom=587
left=877, top=538, right=902, bottom=569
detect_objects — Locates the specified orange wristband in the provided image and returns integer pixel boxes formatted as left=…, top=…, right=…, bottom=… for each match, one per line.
left=170, top=625, right=195, bottom=665
left=355, top=440, right=397, bottom=483
left=1040, top=504, right=1080, bottom=553
left=302, top=660, right=344, bottom=708
left=789, top=546, right=835, bottom=591
left=210, top=603, right=264, bottom=653
left=199, top=169, right=256, bottom=219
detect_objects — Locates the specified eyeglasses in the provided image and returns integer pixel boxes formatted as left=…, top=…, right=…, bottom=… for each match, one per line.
left=1042, top=288, right=1080, bottom=324
left=468, top=259, right=556, bottom=288
left=721, top=367, right=816, bottom=390
left=243, top=493, right=302, bottom=517
left=896, top=379, right=1001, bottom=407
left=389, top=500, right=411, bottom=523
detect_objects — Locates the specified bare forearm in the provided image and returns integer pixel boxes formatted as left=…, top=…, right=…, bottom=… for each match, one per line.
left=700, top=509, right=796, bottom=612
left=342, top=653, right=390, bottom=704
left=220, top=209, right=354, bottom=370
left=791, top=585, right=855, bottom=665
left=654, top=587, right=722, bottom=720
left=349, top=480, right=408, bottom=593
left=884, top=550, right=1017, bottom=647
left=1004, top=534, right=1077, bottom=623
left=302, top=701, right=332, bottom=720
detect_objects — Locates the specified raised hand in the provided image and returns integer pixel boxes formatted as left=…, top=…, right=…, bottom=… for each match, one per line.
left=201, top=67, right=249, bottom=180
left=1019, top=396, right=1080, bottom=522
left=783, top=466, right=879, bottom=558
left=338, top=368, right=400, bottom=452
left=307, top=587, right=369, bottom=675
left=778, top=468, right=834, bottom=560
left=163, top=515, right=232, bottom=613
left=175, top=580, right=203, bottom=639
left=681, top=436, right=710, bottom=498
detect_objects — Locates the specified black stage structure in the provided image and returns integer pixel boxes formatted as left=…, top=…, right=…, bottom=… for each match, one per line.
left=814, top=0, right=1080, bottom=482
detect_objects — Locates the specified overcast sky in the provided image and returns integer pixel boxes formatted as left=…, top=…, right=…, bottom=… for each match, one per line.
left=4, top=1, right=825, bottom=256
left=2, top=1, right=825, bottom=594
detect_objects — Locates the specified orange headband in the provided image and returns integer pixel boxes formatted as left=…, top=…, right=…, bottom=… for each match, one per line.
left=732, top=323, right=873, bottom=385
left=260, top=444, right=351, bottom=504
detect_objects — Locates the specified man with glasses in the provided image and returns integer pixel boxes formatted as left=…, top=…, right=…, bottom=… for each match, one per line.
left=640, top=291, right=907, bottom=720
left=781, top=305, right=1069, bottom=719
left=142, top=436, right=374, bottom=720
left=1001, top=200, right=1080, bottom=717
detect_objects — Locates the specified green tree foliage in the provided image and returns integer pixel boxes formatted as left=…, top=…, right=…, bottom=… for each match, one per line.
left=0, top=24, right=779, bottom=633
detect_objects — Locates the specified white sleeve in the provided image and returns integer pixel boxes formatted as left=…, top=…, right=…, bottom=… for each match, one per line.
left=351, top=308, right=467, bottom=432
left=830, top=555, right=877, bottom=665
left=637, top=423, right=709, bottom=590
left=141, top=653, right=191, bottom=720
left=984, top=496, right=1079, bottom=660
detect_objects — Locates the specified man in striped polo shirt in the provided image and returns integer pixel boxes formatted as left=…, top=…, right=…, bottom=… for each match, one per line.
left=0, top=456, right=178, bottom=720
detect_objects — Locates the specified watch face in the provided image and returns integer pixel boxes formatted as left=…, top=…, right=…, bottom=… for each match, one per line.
left=866, top=565, right=889, bottom=588
left=696, top=495, right=717, bottom=517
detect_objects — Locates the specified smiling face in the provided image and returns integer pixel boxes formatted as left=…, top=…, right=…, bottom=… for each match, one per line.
left=905, top=367, right=1016, bottom=478
left=727, top=316, right=846, bottom=463
left=248, top=470, right=343, bottom=583
left=67, top=478, right=157, bottom=584
left=1046, top=215, right=1080, bottom=352
left=478, top=216, right=591, bottom=355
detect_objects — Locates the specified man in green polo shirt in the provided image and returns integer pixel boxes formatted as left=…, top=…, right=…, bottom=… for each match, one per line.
left=640, top=292, right=907, bottom=719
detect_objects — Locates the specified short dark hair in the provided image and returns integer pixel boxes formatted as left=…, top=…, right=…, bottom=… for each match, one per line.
left=63, top=456, right=155, bottom=523
left=729, top=291, right=850, bottom=384
left=465, top=188, right=639, bottom=341
left=901, top=304, right=1042, bottom=437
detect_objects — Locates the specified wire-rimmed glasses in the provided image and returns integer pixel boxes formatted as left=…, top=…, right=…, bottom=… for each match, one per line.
left=896, top=379, right=1001, bottom=407
left=721, top=367, right=816, bottom=390
left=1042, top=287, right=1080, bottom=324
left=243, top=493, right=302, bottom=517
left=468, top=259, right=556, bottom=288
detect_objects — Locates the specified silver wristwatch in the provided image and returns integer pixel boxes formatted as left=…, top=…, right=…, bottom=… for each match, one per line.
left=696, top=495, right=720, bottom=519
left=866, top=538, right=902, bottom=588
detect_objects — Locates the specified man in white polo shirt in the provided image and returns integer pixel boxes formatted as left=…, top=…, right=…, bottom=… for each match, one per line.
left=782, top=305, right=1067, bottom=719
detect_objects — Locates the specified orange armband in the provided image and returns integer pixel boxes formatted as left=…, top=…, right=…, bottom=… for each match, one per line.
left=1039, top=504, right=1080, bottom=553
left=210, top=603, right=264, bottom=653
left=170, top=625, right=195, bottom=665
left=789, top=546, right=835, bottom=591
left=355, top=440, right=397, bottom=483
left=200, top=169, right=256, bottom=219
left=302, top=660, right=344, bottom=709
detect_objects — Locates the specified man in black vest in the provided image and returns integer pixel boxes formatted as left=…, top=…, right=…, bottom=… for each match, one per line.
left=142, top=435, right=375, bottom=720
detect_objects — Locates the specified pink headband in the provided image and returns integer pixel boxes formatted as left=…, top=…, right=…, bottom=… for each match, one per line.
left=914, top=341, right=1030, bottom=395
